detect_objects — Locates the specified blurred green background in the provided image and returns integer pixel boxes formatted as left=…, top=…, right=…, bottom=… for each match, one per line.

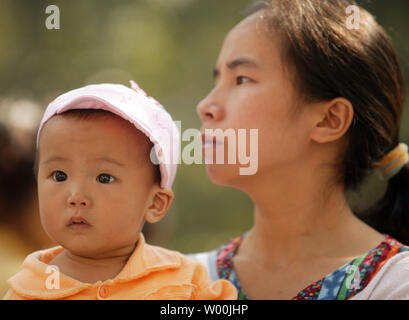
left=0, top=0, right=408, bottom=295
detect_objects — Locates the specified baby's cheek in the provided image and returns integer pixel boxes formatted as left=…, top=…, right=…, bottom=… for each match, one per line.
left=39, top=211, right=57, bottom=241
left=110, top=206, right=144, bottom=238
left=38, top=197, right=61, bottom=234
left=99, top=215, right=140, bottom=247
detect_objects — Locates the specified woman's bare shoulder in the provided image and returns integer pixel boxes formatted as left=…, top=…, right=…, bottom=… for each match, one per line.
left=351, top=251, right=409, bottom=300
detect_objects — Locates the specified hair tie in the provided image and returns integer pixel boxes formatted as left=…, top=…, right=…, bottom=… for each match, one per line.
left=373, top=143, right=409, bottom=180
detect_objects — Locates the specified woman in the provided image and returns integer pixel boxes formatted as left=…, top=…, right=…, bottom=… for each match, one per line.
left=190, top=0, right=409, bottom=300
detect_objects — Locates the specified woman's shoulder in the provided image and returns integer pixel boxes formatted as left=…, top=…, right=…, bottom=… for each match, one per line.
left=350, top=242, right=409, bottom=300
left=188, top=234, right=409, bottom=300
left=187, top=234, right=245, bottom=282
left=295, top=235, right=409, bottom=300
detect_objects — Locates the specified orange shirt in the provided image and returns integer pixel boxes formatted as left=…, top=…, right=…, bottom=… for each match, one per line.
left=3, top=234, right=237, bottom=300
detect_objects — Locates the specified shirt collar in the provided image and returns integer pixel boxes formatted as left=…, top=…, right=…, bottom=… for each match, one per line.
left=7, top=233, right=181, bottom=299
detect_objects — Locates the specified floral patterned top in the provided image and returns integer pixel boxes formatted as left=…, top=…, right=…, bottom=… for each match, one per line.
left=213, top=234, right=409, bottom=300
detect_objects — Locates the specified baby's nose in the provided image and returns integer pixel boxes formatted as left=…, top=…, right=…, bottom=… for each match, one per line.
left=67, top=192, right=90, bottom=207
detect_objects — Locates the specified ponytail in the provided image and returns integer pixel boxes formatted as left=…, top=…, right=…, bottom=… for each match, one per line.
left=360, top=165, right=409, bottom=245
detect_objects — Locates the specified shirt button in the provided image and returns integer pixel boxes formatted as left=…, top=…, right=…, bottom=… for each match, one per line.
left=98, top=285, right=109, bottom=299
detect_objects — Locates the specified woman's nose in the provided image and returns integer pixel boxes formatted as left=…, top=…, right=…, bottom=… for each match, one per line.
left=196, top=96, right=224, bottom=122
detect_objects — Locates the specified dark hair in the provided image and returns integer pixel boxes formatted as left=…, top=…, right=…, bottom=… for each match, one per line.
left=33, top=109, right=161, bottom=184
left=0, top=123, right=37, bottom=220
left=247, top=0, right=409, bottom=243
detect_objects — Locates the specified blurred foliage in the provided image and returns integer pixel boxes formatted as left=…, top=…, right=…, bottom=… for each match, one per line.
left=0, top=0, right=408, bottom=254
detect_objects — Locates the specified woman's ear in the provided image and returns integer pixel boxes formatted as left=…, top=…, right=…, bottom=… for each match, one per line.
left=309, top=98, right=354, bottom=144
left=144, top=187, right=174, bottom=224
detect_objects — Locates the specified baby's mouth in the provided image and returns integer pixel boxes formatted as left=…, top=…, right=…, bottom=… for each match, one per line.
left=68, top=217, right=91, bottom=229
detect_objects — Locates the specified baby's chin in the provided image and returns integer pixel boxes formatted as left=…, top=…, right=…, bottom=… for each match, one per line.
left=57, top=243, right=98, bottom=259
left=48, top=228, right=140, bottom=260
left=52, top=236, right=107, bottom=259
left=59, top=239, right=137, bottom=261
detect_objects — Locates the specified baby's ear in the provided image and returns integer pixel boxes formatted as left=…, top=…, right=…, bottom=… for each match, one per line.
left=144, top=187, right=174, bottom=223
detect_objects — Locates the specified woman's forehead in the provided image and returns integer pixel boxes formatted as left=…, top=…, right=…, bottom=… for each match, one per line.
left=226, top=12, right=267, bottom=42
left=218, top=13, right=280, bottom=68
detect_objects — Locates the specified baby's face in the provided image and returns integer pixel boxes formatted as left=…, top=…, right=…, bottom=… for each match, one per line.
left=37, top=113, right=158, bottom=258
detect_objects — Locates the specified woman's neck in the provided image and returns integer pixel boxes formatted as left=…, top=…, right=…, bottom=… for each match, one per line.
left=236, top=167, right=384, bottom=267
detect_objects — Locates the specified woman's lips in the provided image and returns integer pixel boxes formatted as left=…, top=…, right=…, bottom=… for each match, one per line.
left=201, top=132, right=224, bottom=149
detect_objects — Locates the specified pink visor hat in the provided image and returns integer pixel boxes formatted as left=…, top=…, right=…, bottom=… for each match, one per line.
left=36, top=81, right=180, bottom=189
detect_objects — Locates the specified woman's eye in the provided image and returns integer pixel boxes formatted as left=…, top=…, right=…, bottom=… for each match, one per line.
left=52, top=171, right=67, bottom=182
left=236, top=76, right=251, bottom=85
left=97, top=173, right=115, bottom=184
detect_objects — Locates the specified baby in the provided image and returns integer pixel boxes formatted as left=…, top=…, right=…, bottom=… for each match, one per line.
left=3, top=81, right=237, bottom=300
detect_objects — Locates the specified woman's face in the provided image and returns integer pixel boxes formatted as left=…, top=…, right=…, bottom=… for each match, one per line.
left=196, top=13, right=313, bottom=188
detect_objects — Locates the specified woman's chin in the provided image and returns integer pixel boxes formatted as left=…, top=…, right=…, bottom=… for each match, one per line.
left=205, top=164, right=241, bottom=187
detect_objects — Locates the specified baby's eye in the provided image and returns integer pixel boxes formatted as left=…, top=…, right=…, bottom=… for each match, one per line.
left=52, top=171, right=67, bottom=182
left=236, top=76, right=251, bottom=85
left=97, top=173, right=115, bottom=184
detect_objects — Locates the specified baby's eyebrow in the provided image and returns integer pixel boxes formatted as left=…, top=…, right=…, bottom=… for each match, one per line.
left=41, top=156, right=69, bottom=165
left=41, top=156, right=124, bottom=166
left=94, top=157, right=124, bottom=167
